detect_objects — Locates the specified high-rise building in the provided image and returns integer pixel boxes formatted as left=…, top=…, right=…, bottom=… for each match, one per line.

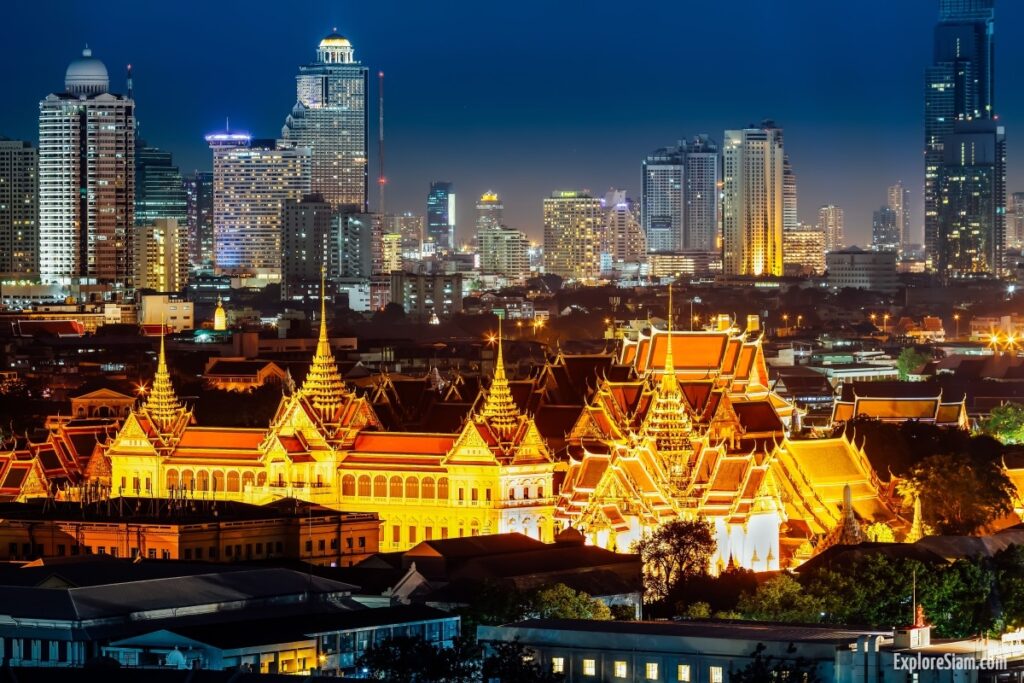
left=426, top=182, right=456, bottom=250
left=936, top=120, right=1006, bottom=276
left=281, top=32, right=368, bottom=211
left=925, top=0, right=995, bottom=266
left=476, top=191, right=504, bottom=232
left=184, top=171, right=214, bottom=268
left=641, top=145, right=682, bottom=253
left=329, top=212, right=374, bottom=280
left=390, top=271, right=463, bottom=322
left=782, top=156, right=798, bottom=233
left=479, top=225, right=529, bottom=281
left=383, top=212, right=424, bottom=254
left=380, top=232, right=403, bottom=274
left=817, top=205, right=844, bottom=252
left=136, top=145, right=187, bottom=227
left=872, top=206, right=900, bottom=252
left=782, top=227, right=826, bottom=276
left=0, top=139, right=38, bottom=280
left=134, top=218, right=188, bottom=292
left=207, top=134, right=311, bottom=281
left=683, top=135, right=720, bottom=252
left=39, top=47, right=135, bottom=286
left=1012, top=192, right=1024, bottom=248
left=543, top=190, right=602, bottom=280
left=887, top=181, right=911, bottom=254
left=281, top=194, right=332, bottom=301
left=722, top=123, right=784, bottom=277
left=600, top=190, right=646, bottom=273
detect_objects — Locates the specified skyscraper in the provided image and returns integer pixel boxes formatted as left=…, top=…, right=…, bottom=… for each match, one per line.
left=872, top=206, right=900, bottom=252
left=543, top=190, right=602, bottom=279
left=683, top=135, right=720, bottom=252
left=782, top=227, right=825, bottom=275
left=925, top=0, right=995, bottom=266
left=887, top=181, right=911, bottom=254
left=722, top=123, right=784, bottom=277
left=207, top=134, right=311, bottom=281
left=1012, top=191, right=1024, bottom=248
left=134, top=218, right=188, bottom=292
left=39, top=47, right=135, bottom=286
left=641, top=145, right=682, bottom=253
left=476, top=191, right=504, bottom=232
left=600, top=190, right=646, bottom=273
left=281, top=194, right=332, bottom=300
left=282, top=32, right=368, bottom=211
left=817, top=205, right=844, bottom=252
left=936, top=120, right=1006, bottom=276
left=479, top=226, right=529, bottom=281
left=0, top=139, right=38, bottom=280
left=782, top=156, right=798, bottom=233
left=184, top=171, right=214, bottom=268
left=136, top=144, right=187, bottom=227
left=426, top=182, right=456, bottom=250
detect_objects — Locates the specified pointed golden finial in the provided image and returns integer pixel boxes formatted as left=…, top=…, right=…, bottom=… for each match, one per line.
left=300, top=266, right=347, bottom=418
left=661, top=284, right=677, bottom=391
left=480, top=317, right=520, bottom=437
left=144, top=318, right=182, bottom=432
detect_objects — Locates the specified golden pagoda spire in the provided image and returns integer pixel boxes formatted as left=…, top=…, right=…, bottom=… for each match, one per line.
left=145, top=322, right=182, bottom=432
left=300, top=269, right=347, bottom=418
left=480, top=318, right=520, bottom=436
left=906, top=495, right=924, bottom=543
left=662, top=284, right=677, bottom=392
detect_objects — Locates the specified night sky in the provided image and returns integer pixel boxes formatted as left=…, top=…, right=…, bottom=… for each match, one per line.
left=2, top=0, right=1022, bottom=246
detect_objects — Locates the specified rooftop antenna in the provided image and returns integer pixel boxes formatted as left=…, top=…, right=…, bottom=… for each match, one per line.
left=126, top=64, right=133, bottom=101
left=225, top=116, right=230, bottom=132
left=378, top=70, right=386, bottom=216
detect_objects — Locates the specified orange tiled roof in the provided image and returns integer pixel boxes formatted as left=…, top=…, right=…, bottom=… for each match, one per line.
left=177, top=427, right=266, bottom=450
left=350, top=432, right=456, bottom=455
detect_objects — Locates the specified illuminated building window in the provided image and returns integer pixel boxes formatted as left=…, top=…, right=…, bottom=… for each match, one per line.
left=392, top=525, right=400, bottom=544
left=583, top=659, right=596, bottom=676
left=678, top=664, right=691, bottom=681
left=646, top=662, right=659, bottom=680
left=551, top=658, right=564, bottom=674
left=710, top=666, right=723, bottom=683
left=425, top=527, right=433, bottom=540
left=409, top=526, right=417, bottom=544
left=614, top=661, right=627, bottom=678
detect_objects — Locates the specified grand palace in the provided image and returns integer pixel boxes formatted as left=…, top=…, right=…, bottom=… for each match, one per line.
left=0, top=292, right=932, bottom=570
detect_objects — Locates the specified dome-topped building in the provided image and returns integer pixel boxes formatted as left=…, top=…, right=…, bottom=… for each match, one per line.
left=317, top=30, right=355, bottom=64
left=65, top=47, right=109, bottom=95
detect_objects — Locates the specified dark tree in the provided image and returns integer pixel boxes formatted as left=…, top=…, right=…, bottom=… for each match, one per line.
left=729, top=643, right=821, bottom=683
left=482, top=640, right=564, bottom=683
left=908, top=452, right=1015, bottom=534
left=356, top=635, right=480, bottom=683
left=632, top=518, right=716, bottom=604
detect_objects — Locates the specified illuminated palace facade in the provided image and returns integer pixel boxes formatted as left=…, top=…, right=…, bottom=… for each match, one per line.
left=7, top=299, right=904, bottom=569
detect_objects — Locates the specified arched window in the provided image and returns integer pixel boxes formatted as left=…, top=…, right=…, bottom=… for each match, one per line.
left=438, top=477, right=449, bottom=500
left=390, top=476, right=403, bottom=498
left=358, top=475, right=371, bottom=497
left=470, top=520, right=481, bottom=537
left=342, top=475, right=356, bottom=497
left=227, top=471, right=240, bottom=492
left=242, top=472, right=255, bottom=489
left=537, top=485, right=544, bottom=499
left=181, top=469, right=194, bottom=490
left=213, top=471, right=225, bottom=492
left=374, top=475, right=387, bottom=497
left=421, top=477, right=435, bottom=499
left=536, top=517, right=547, bottom=542
left=405, top=477, right=419, bottom=499
left=197, top=471, right=210, bottom=491
left=166, top=469, right=179, bottom=490
left=256, top=472, right=266, bottom=487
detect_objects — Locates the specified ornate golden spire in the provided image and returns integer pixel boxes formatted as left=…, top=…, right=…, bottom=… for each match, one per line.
left=300, top=270, right=347, bottom=418
left=662, top=284, right=677, bottom=392
left=145, top=323, right=182, bottom=432
left=906, top=495, right=924, bottom=543
left=480, top=319, right=520, bottom=436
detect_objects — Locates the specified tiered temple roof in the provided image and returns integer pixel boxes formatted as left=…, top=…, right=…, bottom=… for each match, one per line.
left=831, top=382, right=969, bottom=428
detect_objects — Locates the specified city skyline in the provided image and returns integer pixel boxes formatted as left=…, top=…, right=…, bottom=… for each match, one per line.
left=2, top=1, right=1023, bottom=247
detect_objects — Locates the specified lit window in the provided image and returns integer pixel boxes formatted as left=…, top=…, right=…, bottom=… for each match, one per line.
left=646, top=662, right=659, bottom=680
left=678, top=664, right=691, bottom=682
left=710, top=666, right=723, bottom=683
left=583, top=659, right=597, bottom=676
left=551, top=657, right=564, bottom=674
left=615, top=661, right=628, bottom=678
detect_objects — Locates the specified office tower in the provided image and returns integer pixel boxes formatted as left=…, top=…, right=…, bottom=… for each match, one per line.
left=925, top=0, right=995, bottom=265
left=281, top=32, right=368, bottom=211
left=782, top=156, right=798, bottom=233
left=722, top=123, right=784, bottom=277
left=1012, top=192, right=1024, bottom=248
left=426, top=182, right=456, bottom=250
left=887, top=181, right=911, bottom=254
left=782, top=227, right=826, bottom=275
left=383, top=212, right=424, bottom=254
left=280, top=194, right=332, bottom=300
left=329, top=212, right=374, bottom=279
left=476, top=191, right=504, bottom=232
left=872, top=207, right=900, bottom=252
left=390, top=272, right=463, bottom=322
left=543, top=190, right=602, bottom=279
left=601, top=190, right=646, bottom=271
left=683, top=135, right=720, bottom=252
left=479, top=225, right=530, bottom=281
left=184, top=171, right=214, bottom=268
left=380, top=233, right=403, bottom=273
left=0, top=139, right=39, bottom=280
left=136, top=145, right=188, bottom=229
left=642, top=145, right=682, bottom=252
left=817, top=205, right=844, bottom=252
left=134, top=218, right=188, bottom=292
left=207, top=134, right=311, bottom=281
left=936, top=120, right=1006, bottom=276
left=39, top=47, right=135, bottom=286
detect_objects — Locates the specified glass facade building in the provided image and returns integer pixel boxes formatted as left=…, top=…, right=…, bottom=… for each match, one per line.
left=426, top=182, right=456, bottom=250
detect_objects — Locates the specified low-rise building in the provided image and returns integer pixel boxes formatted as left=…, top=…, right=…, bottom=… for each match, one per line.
left=826, top=247, right=898, bottom=293
left=140, top=294, right=194, bottom=332
left=203, top=358, right=288, bottom=391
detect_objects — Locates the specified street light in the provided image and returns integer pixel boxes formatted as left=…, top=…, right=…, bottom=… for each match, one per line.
left=953, top=313, right=960, bottom=339
left=883, top=313, right=890, bottom=334
left=796, top=314, right=803, bottom=328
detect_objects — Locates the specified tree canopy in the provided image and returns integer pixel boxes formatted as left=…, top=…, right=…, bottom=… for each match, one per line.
left=729, top=643, right=821, bottom=683
left=981, top=403, right=1024, bottom=444
left=896, top=347, right=930, bottom=380
left=905, top=451, right=1015, bottom=534
left=632, top=518, right=716, bottom=604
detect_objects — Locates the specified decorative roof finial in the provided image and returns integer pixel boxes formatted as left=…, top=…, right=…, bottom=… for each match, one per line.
left=144, top=319, right=182, bottom=432
left=480, top=318, right=520, bottom=436
left=299, top=268, right=347, bottom=418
